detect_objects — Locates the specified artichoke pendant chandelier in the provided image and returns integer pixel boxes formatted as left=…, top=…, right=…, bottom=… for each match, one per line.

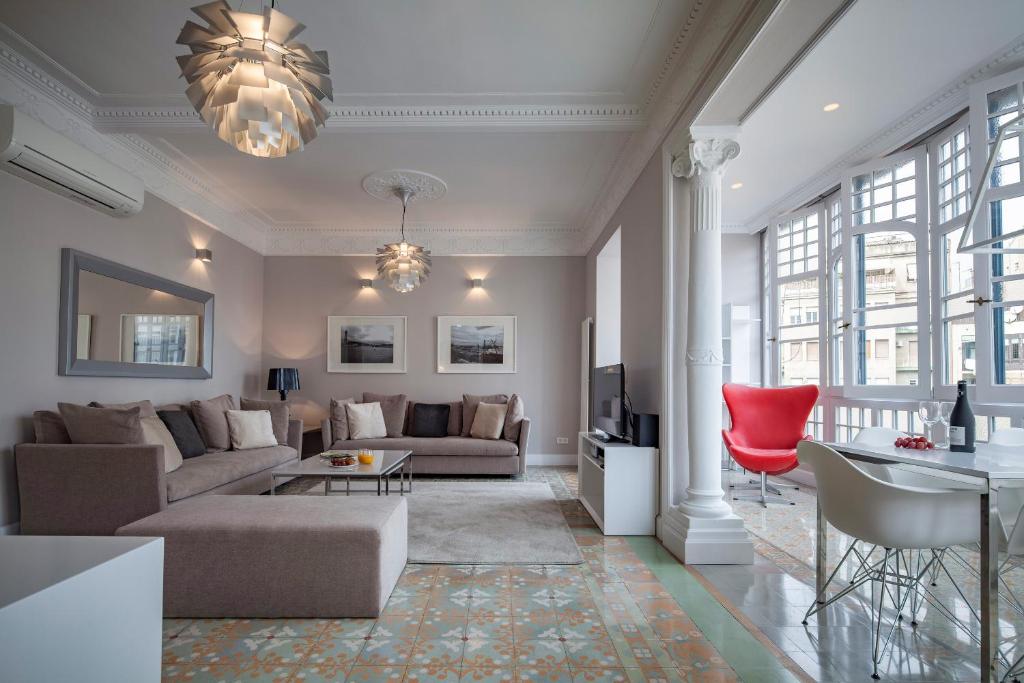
left=175, top=0, right=332, bottom=158
left=376, top=188, right=432, bottom=294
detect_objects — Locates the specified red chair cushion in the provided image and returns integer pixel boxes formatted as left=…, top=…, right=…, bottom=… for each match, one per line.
left=725, top=444, right=798, bottom=476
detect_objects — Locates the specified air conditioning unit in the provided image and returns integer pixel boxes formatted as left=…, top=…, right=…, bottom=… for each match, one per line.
left=0, top=105, right=143, bottom=217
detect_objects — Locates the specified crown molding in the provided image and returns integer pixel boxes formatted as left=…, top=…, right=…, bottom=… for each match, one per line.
left=577, top=0, right=774, bottom=252
left=265, top=223, right=584, bottom=257
left=739, top=34, right=1024, bottom=233
left=0, top=34, right=272, bottom=253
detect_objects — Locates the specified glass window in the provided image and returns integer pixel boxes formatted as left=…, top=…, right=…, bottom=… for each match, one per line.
left=991, top=195, right=1024, bottom=385
left=988, top=83, right=1023, bottom=188
left=853, top=231, right=918, bottom=386
left=851, top=159, right=918, bottom=226
left=778, top=277, right=820, bottom=386
left=936, top=126, right=971, bottom=224
left=776, top=213, right=819, bottom=277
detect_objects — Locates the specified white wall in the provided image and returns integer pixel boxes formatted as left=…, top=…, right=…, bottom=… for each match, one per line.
left=594, top=228, right=622, bottom=367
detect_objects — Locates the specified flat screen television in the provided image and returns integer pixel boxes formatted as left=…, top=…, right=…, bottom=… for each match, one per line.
left=592, top=363, right=626, bottom=441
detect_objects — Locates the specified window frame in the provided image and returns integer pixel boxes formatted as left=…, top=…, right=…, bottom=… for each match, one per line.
left=768, top=203, right=826, bottom=388
left=841, top=146, right=932, bottom=399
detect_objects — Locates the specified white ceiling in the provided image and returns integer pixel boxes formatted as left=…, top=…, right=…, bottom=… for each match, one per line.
left=698, top=0, right=1024, bottom=230
left=0, top=1, right=703, bottom=253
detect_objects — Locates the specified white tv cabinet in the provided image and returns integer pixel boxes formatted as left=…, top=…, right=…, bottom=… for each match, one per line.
left=578, top=432, right=658, bottom=535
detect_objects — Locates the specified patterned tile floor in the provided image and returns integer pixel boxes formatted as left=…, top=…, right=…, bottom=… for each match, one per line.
left=699, top=469, right=1024, bottom=681
left=161, top=468, right=803, bottom=682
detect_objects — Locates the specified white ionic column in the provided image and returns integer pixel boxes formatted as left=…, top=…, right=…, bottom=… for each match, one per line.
left=660, top=134, right=753, bottom=565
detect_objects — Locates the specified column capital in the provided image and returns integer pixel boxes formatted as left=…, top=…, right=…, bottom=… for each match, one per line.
left=671, top=137, right=741, bottom=179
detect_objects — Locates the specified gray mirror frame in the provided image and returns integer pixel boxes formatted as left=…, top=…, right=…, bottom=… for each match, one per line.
left=58, top=248, right=214, bottom=379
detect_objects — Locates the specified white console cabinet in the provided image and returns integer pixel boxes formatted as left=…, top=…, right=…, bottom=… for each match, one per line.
left=578, top=432, right=658, bottom=535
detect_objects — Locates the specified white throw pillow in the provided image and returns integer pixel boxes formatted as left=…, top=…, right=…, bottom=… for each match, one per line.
left=226, top=410, right=277, bottom=450
left=470, top=402, right=509, bottom=440
left=346, top=402, right=388, bottom=440
left=140, top=415, right=184, bottom=473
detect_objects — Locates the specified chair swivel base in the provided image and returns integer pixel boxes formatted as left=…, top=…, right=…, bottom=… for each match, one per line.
left=730, top=472, right=797, bottom=507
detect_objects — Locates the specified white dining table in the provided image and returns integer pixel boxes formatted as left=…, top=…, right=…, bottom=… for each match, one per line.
left=824, top=441, right=1024, bottom=682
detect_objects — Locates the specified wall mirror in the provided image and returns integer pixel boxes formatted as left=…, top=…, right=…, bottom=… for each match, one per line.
left=58, top=248, right=214, bottom=378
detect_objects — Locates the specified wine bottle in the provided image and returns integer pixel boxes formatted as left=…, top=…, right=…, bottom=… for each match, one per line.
left=948, top=380, right=975, bottom=453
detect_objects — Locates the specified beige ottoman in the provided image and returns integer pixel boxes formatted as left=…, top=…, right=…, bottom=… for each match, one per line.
left=116, top=495, right=407, bottom=618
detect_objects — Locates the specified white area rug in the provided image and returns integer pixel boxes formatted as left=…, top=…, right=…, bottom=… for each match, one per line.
left=298, top=480, right=583, bottom=564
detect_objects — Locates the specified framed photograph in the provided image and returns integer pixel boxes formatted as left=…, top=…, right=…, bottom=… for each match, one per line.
left=437, top=315, right=516, bottom=374
left=328, top=316, right=407, bottom=373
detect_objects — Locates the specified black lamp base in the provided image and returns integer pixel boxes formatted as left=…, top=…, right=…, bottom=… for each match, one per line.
left=278, top=390, right=289, bottom=401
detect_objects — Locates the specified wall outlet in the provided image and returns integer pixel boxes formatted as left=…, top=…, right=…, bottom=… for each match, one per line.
left=556, top=437, right=569, bottom=445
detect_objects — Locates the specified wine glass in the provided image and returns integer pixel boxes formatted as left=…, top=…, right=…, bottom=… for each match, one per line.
left=918, top=401, right=941, bottom=445
left=937, top=401, right=955, bottom=448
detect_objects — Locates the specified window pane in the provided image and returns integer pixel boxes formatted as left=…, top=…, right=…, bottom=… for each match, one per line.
left=996, top=305, right=1024, bottom=385
left=859, top=327, right=918, bottom=385
left=943, top=228, right=974, bottom=295
left=778, top=277, right=819, bottom=386
left=943, top=317, right=976, bottom=385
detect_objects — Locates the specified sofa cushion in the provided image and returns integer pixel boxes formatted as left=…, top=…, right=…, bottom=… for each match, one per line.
left=240, top=398, right=290, bottom=445
left=158, top=409, right=206, bottom=459
left=504, top=394, right=525, bottom=442
left=448, top=401, right=463, bottom=436
left=32, top=410, right=70, bottom=444
left=90, top=400, right=157, bottom=418
left=165, top=445, right=297, bottom=502
left=330, top=436, right=518, bottom=458
left=330, top=398, right=354, bottom=442
left=363, top=393, right=408, bottom=437
left=409, top=403, right=450, bottom=438
left=226, top=410, right=278, bottom=450
left=190, top=394, right=235, bottom=452
left=347, top=402, right=388, bottom=440
left=141, top=415, right=184, bottom=473
left=58, top=403, right=144, bottom=444
left=470, top=402, right=508, bottom=440
left=461, top=394, right=508, bottom=437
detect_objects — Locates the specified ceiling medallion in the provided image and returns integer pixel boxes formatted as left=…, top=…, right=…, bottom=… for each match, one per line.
left=175, top=0, right=332, bottom=158
left=366, top=171, right=445, bottom=294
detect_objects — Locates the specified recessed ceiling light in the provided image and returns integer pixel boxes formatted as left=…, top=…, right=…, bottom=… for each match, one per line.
left=823, top=102, right=840, bottom=112
left=730, top=182, right=744, bottom=190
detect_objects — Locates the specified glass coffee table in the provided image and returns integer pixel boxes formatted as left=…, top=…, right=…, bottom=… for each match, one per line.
left=269, top=449, right=413, bottom=496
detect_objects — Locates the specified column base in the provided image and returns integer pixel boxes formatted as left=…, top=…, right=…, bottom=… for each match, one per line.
left=658, top=506, right=753, bottom=565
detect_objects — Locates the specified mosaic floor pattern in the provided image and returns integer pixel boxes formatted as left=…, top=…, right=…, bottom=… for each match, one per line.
left=162, top=468, right=794, bottom=682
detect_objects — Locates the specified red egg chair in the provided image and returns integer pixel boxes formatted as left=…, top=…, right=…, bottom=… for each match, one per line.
left=722, top=383, right=820, bottom=506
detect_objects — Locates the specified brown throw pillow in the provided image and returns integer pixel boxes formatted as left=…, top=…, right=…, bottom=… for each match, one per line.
left=33, top=410, right=71, bottom=444
left=470, top=402, right=509, bottom=440
left=462, top=394, right=508, bottom=437
left=363, top=392, right=408, bottom=438
left=504, top=393, right=525, bottom=442
left=448, top=401, right=463, bottom=436
left=89, top=400, right=157, bottom=418
left=58, top=403, right=144, bottom=444
left=330, top=398, right=354, bottom=442
left=189, top=394, right=235, bottom=451
left=240, top=397, right=289, bottom=445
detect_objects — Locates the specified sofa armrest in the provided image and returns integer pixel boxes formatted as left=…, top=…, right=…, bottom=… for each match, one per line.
left=15, top=443, right=167, bottom=535
left=287, top=418, right=303, bottom=454
left=321, top=418, right=333, bottom=451
left=517, top=418, right=531, bottom=475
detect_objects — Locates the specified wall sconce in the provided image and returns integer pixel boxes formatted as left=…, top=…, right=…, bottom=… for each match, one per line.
left=360, top=278, right=374, bottom=289
left=470, top=278, right=484, bottom=289
left=194, top=248, right=212, bottom=263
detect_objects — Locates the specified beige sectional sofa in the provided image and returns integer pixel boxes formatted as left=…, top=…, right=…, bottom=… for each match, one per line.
left=321, top=396, right=530, bottom=476
left=15, top=401, right=303, bottom=536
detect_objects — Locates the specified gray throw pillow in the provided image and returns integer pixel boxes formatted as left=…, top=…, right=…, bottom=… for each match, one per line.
left=409, top=403, right=451, bottom=438
left=330, top=398, right=354, bottom=442
left=57, top=403, right=144, bottom=444
left=448, top=401, right=463, bottom=436
left=240, top=397, right=290, bottom=445
left=189, top=394, right=235, bottom=451
left=462, top=394, right=508, bottom=437
left=470, top=402, right=509, bottom=440
left=363, top=392, right=408, bottom=438
left=32, top=410, right=70, bottom=444
left=158, top=409, right=206, bottom=459
left=504, top=393, right=525, bottom=442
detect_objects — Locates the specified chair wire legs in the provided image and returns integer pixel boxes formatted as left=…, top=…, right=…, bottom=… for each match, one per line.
left=730, top=471, right=797, bottom=507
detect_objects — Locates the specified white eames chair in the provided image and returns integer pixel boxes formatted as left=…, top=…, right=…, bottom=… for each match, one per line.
left=799, top=440, right=981, bottom=679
